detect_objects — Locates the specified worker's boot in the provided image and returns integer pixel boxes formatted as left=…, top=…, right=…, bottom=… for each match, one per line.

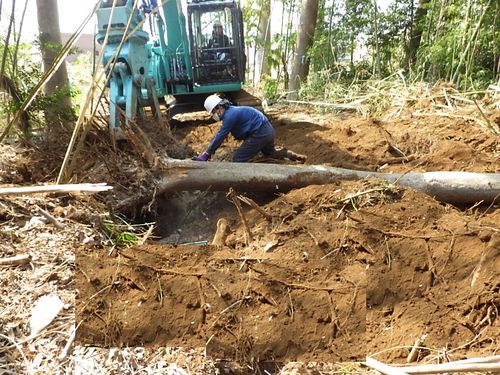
left=270, top=148, right=289, bottom=159
left=286, top=150, right=307, bottom=163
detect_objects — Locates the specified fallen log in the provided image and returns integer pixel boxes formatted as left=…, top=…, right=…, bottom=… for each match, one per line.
left=154, top=160, right=500, bottom=203
left=119, top=160, right=500, bottom=210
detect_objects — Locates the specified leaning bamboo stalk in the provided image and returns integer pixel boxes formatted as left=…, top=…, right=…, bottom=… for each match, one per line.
left=12, top=0, right=29, bottom=77
left=57, top=1, right=122, bottom=183
left=0, top=183, right=112, bottom=196
left=57, top=0, right=162, bottom=183
left=397, top=361, right=500, bottom=374
left=0, top=0, right=16, bottom=80
left=451, top=0, right=493, bottom=84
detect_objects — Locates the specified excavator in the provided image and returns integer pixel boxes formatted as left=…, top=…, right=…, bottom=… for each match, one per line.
left=96, top=0, right=255, bottom=139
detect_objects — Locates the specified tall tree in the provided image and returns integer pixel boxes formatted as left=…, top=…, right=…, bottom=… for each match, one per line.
left=289, top=0, right=320, bottom=96
left=372, top=0, right=381, bottom=77
left=405, top=0, right=430, bottom=72
left=256, top=0, right=272, bottom=79
left=36, top=0, right=73, bottom=128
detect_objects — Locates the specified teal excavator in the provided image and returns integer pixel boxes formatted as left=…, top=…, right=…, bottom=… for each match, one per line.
left=96, top=0, right=253, bottom=139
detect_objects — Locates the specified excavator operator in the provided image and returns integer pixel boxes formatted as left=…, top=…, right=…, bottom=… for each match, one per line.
left=207, top=21, right=231, bottom=58
left=193, top=94, right=307, bottom=163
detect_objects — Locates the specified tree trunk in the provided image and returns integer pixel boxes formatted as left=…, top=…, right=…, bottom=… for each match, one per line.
left=327, top=2, right=335, bottom=68
left=118, top=160, right=500, bottom=210
left=405, top=0, right=430, bottom=72
left=281, top=0, right=295, bottom=90
left=0, top=0, right=16, bottom=80
left=288, top=0, right=320, bottom=98
left=429, top=0, right=448, bottom=78
left=372, top=0, right=381, bottom=77
left=257, top=0, right=271, bottom=79
left=36, top=0, right=74, bottom=129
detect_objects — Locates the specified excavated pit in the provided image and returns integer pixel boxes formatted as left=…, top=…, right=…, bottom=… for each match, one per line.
left=154, top=191, right=276, bottom=245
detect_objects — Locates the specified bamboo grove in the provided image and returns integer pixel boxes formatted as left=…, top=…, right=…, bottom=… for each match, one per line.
left=243, top=0, right=500, bottom=97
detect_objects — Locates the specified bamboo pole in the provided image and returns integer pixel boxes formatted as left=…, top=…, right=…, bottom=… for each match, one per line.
left=56, top=0, right=126, bottom=183
left=365, top=357, right=409, bottom=375
left=453, top=355, right=500, bottom=364
left=12, top=0, right=29, bottom=78
left=397, top=361, right=500, bottom=374
left=0, top=183, right=112, bottom=196
left=0, top=0, right=15, bottom=80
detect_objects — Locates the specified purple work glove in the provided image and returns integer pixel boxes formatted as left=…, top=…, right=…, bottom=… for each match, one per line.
left=192, top=152, right=210, bottom=161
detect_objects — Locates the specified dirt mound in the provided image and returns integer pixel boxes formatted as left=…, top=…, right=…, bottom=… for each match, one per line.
left=264, top=106, right=499, bottom=173
left=76, top=176, right=498, bottom=364
left=228, top=180, right=499, bottom=361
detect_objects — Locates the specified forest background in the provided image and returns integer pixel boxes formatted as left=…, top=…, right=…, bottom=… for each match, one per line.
left=0, top=0, right=498, bottom=133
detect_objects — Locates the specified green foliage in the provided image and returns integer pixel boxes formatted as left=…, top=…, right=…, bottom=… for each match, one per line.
left=277, top=0, right=498, bottom=102
left=413, top=0, right=499, bottom=87
left=242, top=4, right=260, bottom=48
left=259, top=74, right=278, bottom=99
left=102, top=215, right=154, bottom=247
left=0, top=37, right=82, bottom=137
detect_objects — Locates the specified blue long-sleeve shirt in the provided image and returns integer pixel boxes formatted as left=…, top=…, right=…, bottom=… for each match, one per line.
left=206, top=106, right=269, bottom=155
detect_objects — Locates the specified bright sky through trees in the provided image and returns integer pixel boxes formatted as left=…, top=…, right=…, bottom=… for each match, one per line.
left=3, top=0, right=393, bottom=39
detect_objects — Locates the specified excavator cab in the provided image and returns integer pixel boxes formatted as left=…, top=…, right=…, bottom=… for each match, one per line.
left=186, top=0, right=246, bottom=86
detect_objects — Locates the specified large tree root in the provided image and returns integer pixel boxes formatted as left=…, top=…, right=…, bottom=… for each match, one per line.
left=119, top=159, right=500, bottom=210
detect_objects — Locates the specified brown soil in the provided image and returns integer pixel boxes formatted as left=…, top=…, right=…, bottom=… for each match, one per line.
left=73, top=104, right=499, bottom=365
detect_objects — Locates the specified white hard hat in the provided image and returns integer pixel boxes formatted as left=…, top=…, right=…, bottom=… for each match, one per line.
left=204, top=94, right=223, bottom=114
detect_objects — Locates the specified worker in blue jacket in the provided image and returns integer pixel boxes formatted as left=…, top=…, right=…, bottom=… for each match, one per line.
left=193, top=94, right=306, bottom=163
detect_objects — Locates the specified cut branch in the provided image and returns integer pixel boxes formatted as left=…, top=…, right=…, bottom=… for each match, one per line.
left=35, top=205, right=65, bottom=229
left=227, top=188, right=252, bottom=245
left=0, top=254, right=32, bottom=266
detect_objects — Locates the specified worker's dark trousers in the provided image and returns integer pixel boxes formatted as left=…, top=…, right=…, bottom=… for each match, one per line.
left=232, top=121, right=276, bottom=162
